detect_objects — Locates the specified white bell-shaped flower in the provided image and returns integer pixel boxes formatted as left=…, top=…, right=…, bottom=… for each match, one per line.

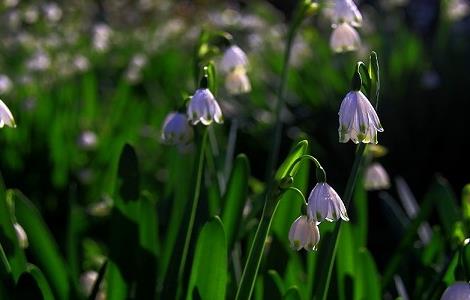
left=225, top=67, right=251, bottom=95
left=331, top=0, right=363, bottom=27
left=13, top=223, right=28, bottom=249
left=307, top=183, right=349, bottom=222
left=441, top=282, right=470, bottom=300
left=161, top=112, right=194, bottom=145
left=288, top=215, right=320, bottom=251
left=220, top=45, right=248, bottom=73
left=0, top=99, right=15, bottom=128
left=364, top=163, right=390, bottom=191
left=338, top=90, right=383, bottom=144
left=187, top=89, right=223, bottom=125
left=330, top=22, right=361, bottom=53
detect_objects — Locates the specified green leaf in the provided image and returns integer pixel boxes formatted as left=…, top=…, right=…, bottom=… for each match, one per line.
left=222, top=154, right=250, bottom=248
left=431, top=177, right=460, bottom=240
left=26, top=264, right=55, bottom=300
left=274, top=140, right=308, bottom=181
left=186, top=216, right=227, bottom=300
left=283, top=286, right=302, bottom=300
left=117, top=143, right=140, bottom=202
left=355, top=249, right=381, bottom=300
left=0, top=189, right=27, bottom=281
left=13, top=191, right=69, bottom=300
left=267, top=270, right=285, bottom=296
left=336, top=222, right=356, bottom=300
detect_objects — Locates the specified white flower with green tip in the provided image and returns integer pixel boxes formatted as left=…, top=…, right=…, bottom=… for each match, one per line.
left=187, top=88, right=223, bottom=125
left=338, top=90, right=383, bottom=144
left=288, top=215, right=320, bottom=251
left=220, top=45, right=248, bottom=73
left=307, top=182, right=349, bottom=222
left=331, top=0, right=363, bottom=27
left=330, top=22, right=361, bottom=53
left=161, top=112, right=194, bottom=145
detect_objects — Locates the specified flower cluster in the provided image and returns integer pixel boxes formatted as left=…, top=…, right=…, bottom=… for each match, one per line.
left=221, top=45, right=251, bottom=95
left=328, top=0, right=363, bottom=53
left=160, top=42, right=249, bottom=149
left=288, top=173, right=348, bottom=251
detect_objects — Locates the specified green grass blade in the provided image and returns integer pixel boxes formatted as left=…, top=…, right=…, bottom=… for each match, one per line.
left=27, top=264, right=56, bottom=300
left=13, top=190, right=70, bottom=299
left=283, top=286, right=302, bottom=300
left=274, top=140, right=308, bottom=181
left=355, top=249, right=381, bottom=300
left=222, top=154, right=250, bottom=249
left=186, top=216, right=227, bottom=300
left=0, top=190, right=27, bottom=281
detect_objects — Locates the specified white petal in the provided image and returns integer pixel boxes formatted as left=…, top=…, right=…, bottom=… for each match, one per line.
left=0, top=99, right=15, bottom=128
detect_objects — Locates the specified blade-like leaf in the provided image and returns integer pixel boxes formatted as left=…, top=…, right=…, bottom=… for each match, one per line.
left=355, top=249, right=381, bottom=300
left=13, top=190, right=70, bottom=300
left=222, top=154, right=250, bottom=248
left=26, top=264, right=55, bottom=300
left=283, top=286, right=302, bottom=300
left=0, top=190, right=27, bottom=281
left=186, top=216, right=227, bottom=300
left=117, top=143, right=140, bottom=202
left=274, top=140, right=308, bottom=181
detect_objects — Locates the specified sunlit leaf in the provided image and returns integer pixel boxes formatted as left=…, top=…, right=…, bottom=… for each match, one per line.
left=186, top=216, right=227, bottom=300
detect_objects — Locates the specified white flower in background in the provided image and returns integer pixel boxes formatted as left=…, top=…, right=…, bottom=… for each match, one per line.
left=187, top=89, right=223, bottom=125
left=78, top=130, right=98, bottom=150
left=27, top=51, right=51, bottom=71
left=447, top=0, right=470, bottom=21
left=73, top=55, right=90, bottom=72
left=0, top=99, right=16, bottom=128
left=331, top=0, right=363, bottom=27
left=93, top=23, right=112, bottom=52
left=161, top=112, right=194, bottom=145
left=43, top=3, right=62, bottom=23
left=338, top=90, right=383, bottom=144
left=220, top=45, right=248, bottom=73
left=0, top=75, right=13, bottom=94
left=225, top=67, right=251, bottom=95
left=23, top=6, right=39, bottom=24
left=4, top=0, right=19, bottom=8
left=330, top=22, right=361, bottom=53
left=307, top=183, right=349, bottom=222
left=13, top=223, right=28, bottom=249
left=364, top=162, right=390, bottom=191
left=441, top=282, right=470, bottom=300
left=288, top=215, right=320, bottom=251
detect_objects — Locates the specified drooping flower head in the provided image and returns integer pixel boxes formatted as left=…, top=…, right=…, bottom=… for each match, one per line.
left=364, top=162, right=390, bottom=191
left=331, top=0, right=363, bottom=27
left=330, top=22, right=361, bottom=53
left=288, top=215, right=320, bottom=251
left=440, top=282, right=470, bottom=300
left=307, top=182, right=349, bottom=222
left=225, top=66, right=251, bottom=95
left=161, top=112, right=194, bottom=145
left=338, top=90, right=383, bottom=144
left=220, top=45, right=248, bottom=73
left=0, top=99, right=16, bottom=128
left=187, top=88, right=223, bottom=125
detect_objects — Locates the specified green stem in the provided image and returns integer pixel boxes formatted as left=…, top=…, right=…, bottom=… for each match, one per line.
left=315, top=143, right=367, bottom=300
left=235, top=190, right=282, bottom=300
left=236, top=3, right=315, bottom=299
left=176, top=129, right=208, bottom=299
left=265, top=1, right=313, bottom=189
left=424, top=247, right=459, bottom=300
